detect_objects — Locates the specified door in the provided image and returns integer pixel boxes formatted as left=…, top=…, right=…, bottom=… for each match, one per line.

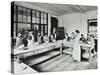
left=51, top=17, right=58, bottom=34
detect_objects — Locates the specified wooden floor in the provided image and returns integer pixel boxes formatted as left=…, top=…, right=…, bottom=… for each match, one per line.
left=22, top=49, right=97, bottom=72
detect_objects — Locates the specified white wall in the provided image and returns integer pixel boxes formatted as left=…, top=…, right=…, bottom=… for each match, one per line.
left=58, top=10, right=97, bottom=37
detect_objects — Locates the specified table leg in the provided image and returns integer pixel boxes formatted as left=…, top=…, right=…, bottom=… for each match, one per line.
left=60, top=43, right=63, bottom=55
left=89, top=49, right=92, bottom=61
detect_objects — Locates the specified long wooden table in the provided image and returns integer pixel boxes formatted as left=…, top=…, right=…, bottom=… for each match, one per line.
left=63, top=40, right=74, bottom=48
left=12, top=40, right=94, bottom=60
left=63, top=40, right=94, bottom=61
left=12, top=40, right=63, bottom=58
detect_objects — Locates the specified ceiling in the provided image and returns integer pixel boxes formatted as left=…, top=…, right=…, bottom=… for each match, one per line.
left=22, top=2, right=97, bottom=16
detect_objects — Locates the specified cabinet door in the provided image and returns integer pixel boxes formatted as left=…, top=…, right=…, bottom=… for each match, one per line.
left=56, top=27, right=64, bottom=40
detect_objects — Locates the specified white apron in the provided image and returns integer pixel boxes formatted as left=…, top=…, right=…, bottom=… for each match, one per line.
left=72, top=33, right=81, bottom=61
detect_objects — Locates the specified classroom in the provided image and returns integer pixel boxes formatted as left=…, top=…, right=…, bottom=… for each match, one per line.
left=11, top=1, right=98, bottom=73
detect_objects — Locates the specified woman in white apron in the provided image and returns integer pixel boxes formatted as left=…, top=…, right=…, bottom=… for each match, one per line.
left=72, top=30, right=81, bottom=61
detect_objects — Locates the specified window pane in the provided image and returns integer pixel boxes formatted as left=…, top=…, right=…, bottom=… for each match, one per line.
left=32, top=10, right=35, bottom=14
left=18, top=23, right=31, bottom=31
left=32, top=10, right=36, bottom=17
left=44, top=19, right=47, bottom=24
left=23, top=8, right=27, bottom=22
left=45, top=25, right=47, bottom=33
left=36, top=25, right=39, bottom=30
left=44, top=13, right=47, bottom=19
left=45, top=25, right=47, bottom=30
left=23, top=10, right=26, bottom=16
left=27, top=9, right=31, bottom=13
left=36, top=11, right=39, bottom=17
left=18, top=14, right=22, bottom=22
left=18, top=7, right=22, bottom=11
left=18, top=23, right=23, bottom=32
left=27, top=16, right=31, bottom=22
left=41, top=12, right=44, bottom=18
left=34, top=25, right=39, bottom=30
left=27, top=9, right=31, bottom=16
left=18, top=7, right=23, bottom=22
left=37, top=18, right=40, bottom=23
left=41, top=25, right=43, bottom=31
left=32, top=13, right=35, bottom=17
left=36, top=18, right=39, bottom=23
left=26, top=24, right=31, bottom=30
left=41, top=18, right=44, bottom=24
left=32, top=17, right=35, bottom=23
left=23, top=15, right=27, bottom=22
left=23, top=8, right=26, bottom=12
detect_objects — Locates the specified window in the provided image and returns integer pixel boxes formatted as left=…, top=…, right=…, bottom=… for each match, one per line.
left=40, top=12, right=48, bottom=35
left=88, top=19, right=97, bottom=39
left=12, top=4, right=48, bottom=37
left=18, top=7, right=23, bottom=22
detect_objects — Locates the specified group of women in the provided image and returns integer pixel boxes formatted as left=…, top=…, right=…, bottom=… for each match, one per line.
left=14, top=27, right=95, bottom=61
left=14, top=27, right=57, bottom=50
left=64, top=30, right=95, bottom=61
